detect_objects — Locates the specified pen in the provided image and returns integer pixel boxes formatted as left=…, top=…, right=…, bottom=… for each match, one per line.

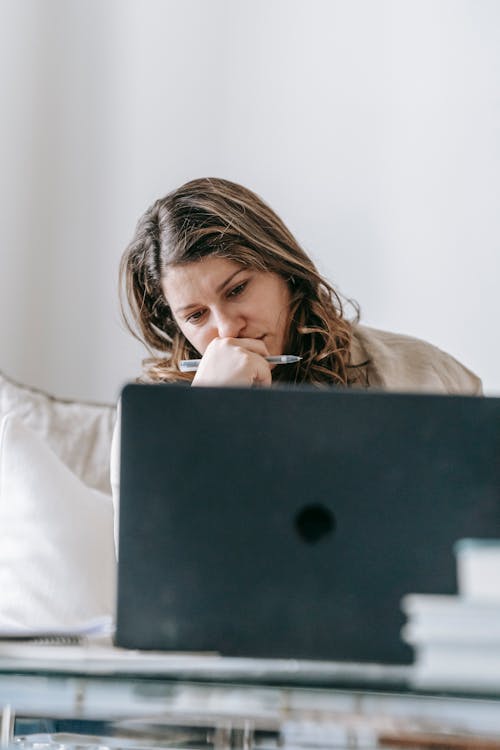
left=179, top=355, right=302, bottom=372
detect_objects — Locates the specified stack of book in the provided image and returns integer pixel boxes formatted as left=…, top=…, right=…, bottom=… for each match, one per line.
left=402, top=593, right=500, bottom=691
left=401, top=539, right=500, bottom=692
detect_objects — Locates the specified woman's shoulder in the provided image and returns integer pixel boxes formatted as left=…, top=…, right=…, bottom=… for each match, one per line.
left=351, top=324, right=483, bottom=395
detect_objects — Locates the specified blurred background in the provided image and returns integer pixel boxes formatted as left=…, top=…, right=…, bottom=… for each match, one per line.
left=1, top=0, right=498, bottom=403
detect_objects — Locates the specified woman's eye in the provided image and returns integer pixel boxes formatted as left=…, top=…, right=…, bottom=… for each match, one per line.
left=186, top=310, right=205, bottom=324
left=228, top=281, right=247, bottom=298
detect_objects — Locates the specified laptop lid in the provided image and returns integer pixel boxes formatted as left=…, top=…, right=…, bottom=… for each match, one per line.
left=115, top=384, right=500, bottom=664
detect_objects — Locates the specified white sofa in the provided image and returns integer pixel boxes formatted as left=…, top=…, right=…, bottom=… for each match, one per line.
left=0, top=369, right=117, bottom=630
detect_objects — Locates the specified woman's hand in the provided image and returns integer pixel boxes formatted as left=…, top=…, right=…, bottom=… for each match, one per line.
left=192, top=337, right=272, bottom=387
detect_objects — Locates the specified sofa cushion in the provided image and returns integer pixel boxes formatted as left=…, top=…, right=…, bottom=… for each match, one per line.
left=0, top=370, right=116, bottom=495
left=0, top=414, right=116, bottom=629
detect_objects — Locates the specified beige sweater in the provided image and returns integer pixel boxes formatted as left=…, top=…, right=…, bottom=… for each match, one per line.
left=350, top=325, right=482, bottom=395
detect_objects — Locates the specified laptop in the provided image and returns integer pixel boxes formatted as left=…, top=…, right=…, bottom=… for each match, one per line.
left=115, top=384, right=500, bottom=664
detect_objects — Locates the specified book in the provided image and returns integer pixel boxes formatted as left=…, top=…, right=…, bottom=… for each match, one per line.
left=402, top=595, right=500, bottom=643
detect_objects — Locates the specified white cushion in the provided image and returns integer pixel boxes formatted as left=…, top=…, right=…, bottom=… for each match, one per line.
left=0, top=370, right=116, bottom=495
left=0, top=414, right=116, bottom=629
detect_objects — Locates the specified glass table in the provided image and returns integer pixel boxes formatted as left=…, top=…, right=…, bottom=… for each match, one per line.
left=1, top=642, right=500, bottom=750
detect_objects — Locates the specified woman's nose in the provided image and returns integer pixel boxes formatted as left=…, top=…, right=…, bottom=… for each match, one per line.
left=213, top=309, right=245, bottom=339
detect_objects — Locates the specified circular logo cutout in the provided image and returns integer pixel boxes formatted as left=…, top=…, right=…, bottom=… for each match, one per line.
left=295, top=504, right=336, bottom=544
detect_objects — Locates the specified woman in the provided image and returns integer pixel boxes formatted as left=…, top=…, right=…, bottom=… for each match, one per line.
left=111, top=177, right=481, bottom=548
left=118, top=176, right=482, bottom=393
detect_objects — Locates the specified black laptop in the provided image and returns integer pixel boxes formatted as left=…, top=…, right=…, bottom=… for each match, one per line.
left=115, top=384, right=500, bottom=664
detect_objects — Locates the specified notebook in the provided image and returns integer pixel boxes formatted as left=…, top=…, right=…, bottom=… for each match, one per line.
left=115, top=384, right=500, bottom=664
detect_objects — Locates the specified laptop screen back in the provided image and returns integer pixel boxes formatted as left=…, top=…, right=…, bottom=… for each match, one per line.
left=116, top=384, right=500, bottom=664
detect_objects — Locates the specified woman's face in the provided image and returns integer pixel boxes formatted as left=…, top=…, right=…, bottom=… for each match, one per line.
left=162, top=256, right=292, bottom=356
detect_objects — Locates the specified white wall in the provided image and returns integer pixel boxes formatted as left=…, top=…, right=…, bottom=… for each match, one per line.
left=1, top=0, right=499, bottom=402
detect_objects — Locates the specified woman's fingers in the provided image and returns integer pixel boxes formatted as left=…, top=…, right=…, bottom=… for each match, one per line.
left=225, top=337, right=269, bottom=356
left=192, top=337, right=272, bottom=387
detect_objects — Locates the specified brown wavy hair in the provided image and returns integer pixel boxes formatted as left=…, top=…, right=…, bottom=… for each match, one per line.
left=120, top=177, right=364, bottom=386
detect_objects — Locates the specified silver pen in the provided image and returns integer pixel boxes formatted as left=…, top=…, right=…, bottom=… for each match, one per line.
left=179, top=355, right=302, bottom=373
